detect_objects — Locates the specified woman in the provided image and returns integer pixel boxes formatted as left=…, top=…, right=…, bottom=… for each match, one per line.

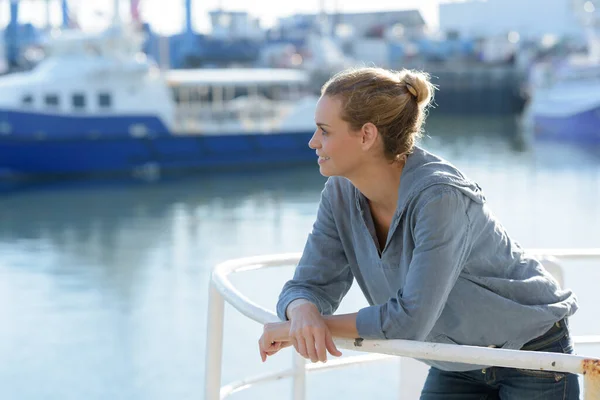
left=257, top=67, right=579, bottom=399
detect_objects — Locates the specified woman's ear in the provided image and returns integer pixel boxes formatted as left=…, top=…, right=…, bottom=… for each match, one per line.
left=360, top=122, right=379, bottom=148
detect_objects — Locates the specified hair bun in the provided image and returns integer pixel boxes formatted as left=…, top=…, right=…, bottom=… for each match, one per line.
left=400, top=70, right=434, bottom=107
left=405, top=83, right=418, bottom=98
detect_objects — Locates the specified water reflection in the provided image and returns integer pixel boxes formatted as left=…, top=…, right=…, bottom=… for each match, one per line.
left=0, top=166, right=326, bottom=306
left=0, top=115, right=598, bottom=399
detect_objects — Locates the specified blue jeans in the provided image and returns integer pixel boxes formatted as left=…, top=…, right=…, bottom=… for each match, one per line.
left=420, top=320, right=580, bottom=399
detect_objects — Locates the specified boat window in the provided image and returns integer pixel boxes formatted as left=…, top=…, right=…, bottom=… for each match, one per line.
left=45, top=94, right=59, bottom=107
left=21, top=94, right=34, bottom=106
left=224, top=85, right=235, bottom=102
left=98, top=93, right=112, bottom=108
left=268, top=84, right=293, bottom=100
left=233, top=86, right=249, bottom=99
left=72, top=93, right=86, bottom=109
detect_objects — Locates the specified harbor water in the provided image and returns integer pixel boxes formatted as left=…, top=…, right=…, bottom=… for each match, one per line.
left=1, top=115, right=599, bottom=400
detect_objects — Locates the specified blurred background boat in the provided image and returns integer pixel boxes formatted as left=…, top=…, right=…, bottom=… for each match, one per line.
left=522, top=0, right=600, bottom=144
left=0, top=3, right=320, bottom=179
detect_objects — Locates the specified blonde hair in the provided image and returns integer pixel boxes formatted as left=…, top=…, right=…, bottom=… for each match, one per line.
left=321, top=67, right=434, bottom=161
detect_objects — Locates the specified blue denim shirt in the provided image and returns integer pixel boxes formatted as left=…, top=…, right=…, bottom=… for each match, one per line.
left=276, top=146, right=578, bottom=371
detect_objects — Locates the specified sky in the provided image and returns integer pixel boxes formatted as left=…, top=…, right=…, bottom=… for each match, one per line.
left=1, top=0, right=445, bottom=34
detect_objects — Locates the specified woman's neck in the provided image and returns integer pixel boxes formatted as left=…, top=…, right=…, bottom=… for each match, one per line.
left=348, top=159, right=405, bottom=214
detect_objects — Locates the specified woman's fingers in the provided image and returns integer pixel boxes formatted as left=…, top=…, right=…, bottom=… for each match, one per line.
left=259, top=335, right=276, bottom=362
left=258, top=322, right=296, bottom=362
left=313, top=330, right=327, bottom=362
left=304, top=334, right=319, bottom=363
left=280, top=341, right=293, bottom=350
left=291, top=327, right=337, bottom=363
left=265, top=341, right=282, bottom=356
left=295, top=336, right=309, bottom=359
left=258, top=330, right=280, bottom=362
left=259, top=339, right=290, bottom=361
left=258, top=337, right=267, bottom=362
left=259, top=325, right=340, bottom=364
left=270, top=341, right=292, bottom=355
left=325, top=331, right=342, bottom=357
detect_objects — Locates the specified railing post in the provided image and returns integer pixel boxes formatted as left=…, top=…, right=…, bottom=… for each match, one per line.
left=292, top=350, right=306, bottom=400
left=204, top=280, right=226, bottom=400
left=583, top=360, right=600, bottom=400
left=398, top=358, right=403, bottom=400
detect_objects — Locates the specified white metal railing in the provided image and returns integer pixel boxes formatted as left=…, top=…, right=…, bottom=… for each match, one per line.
left=205, top=250, right=600, bottom=400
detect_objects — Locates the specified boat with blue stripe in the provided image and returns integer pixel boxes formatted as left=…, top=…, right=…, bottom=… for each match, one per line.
left=0, top=25, right=318, bottom=179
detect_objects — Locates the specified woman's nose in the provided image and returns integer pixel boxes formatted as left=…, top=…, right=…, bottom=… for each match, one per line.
left=308, top=130, right=319, bottom=149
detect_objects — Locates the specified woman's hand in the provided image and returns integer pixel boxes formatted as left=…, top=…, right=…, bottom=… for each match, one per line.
left=288, top=303, right=342, bottom=363
left=258, top=321, right=293, bottom=362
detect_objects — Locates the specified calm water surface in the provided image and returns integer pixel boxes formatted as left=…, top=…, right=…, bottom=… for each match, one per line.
left=1, top=116, right=599, bottom=400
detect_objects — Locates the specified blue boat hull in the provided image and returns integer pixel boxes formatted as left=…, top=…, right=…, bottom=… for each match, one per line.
left=533, top=106, right=600, bottom=143
left=0, top=132, right=316, bottom=178
left=0, top=110, right=317, bottom=178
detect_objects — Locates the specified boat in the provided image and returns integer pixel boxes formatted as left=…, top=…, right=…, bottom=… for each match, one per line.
left=0, top=24, right=319, bottom=179
left=522, top=1, right=600, bottom=143
left=523, top=55, right=600, bottom=143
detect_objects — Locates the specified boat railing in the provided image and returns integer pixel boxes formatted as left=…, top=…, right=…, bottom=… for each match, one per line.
left=204, top=250, right=600, bottom=400
left=173, top=99, right=296, bottom=134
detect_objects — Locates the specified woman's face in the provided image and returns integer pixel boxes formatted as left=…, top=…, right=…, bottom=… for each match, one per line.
left=309, top=95, right=367, bottom=178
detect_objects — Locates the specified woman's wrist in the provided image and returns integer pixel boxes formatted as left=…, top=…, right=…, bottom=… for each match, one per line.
left=286, top=299, right=318, bottom=319
left=266, top=321, right=292, bottom=342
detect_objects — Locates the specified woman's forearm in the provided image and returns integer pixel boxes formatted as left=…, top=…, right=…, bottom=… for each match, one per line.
left=269, top=312, right=360, bottom=342
left=323, top=313, right=359, bottom=338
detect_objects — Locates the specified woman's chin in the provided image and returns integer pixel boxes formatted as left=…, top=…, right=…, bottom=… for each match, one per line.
left=318, top=164, right=338, bottom=177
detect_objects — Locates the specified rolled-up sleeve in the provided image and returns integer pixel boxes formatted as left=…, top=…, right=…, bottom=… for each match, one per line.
left=356, top=187, right=472, bottom=340
left=276, top=183, right=354, bottom=321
